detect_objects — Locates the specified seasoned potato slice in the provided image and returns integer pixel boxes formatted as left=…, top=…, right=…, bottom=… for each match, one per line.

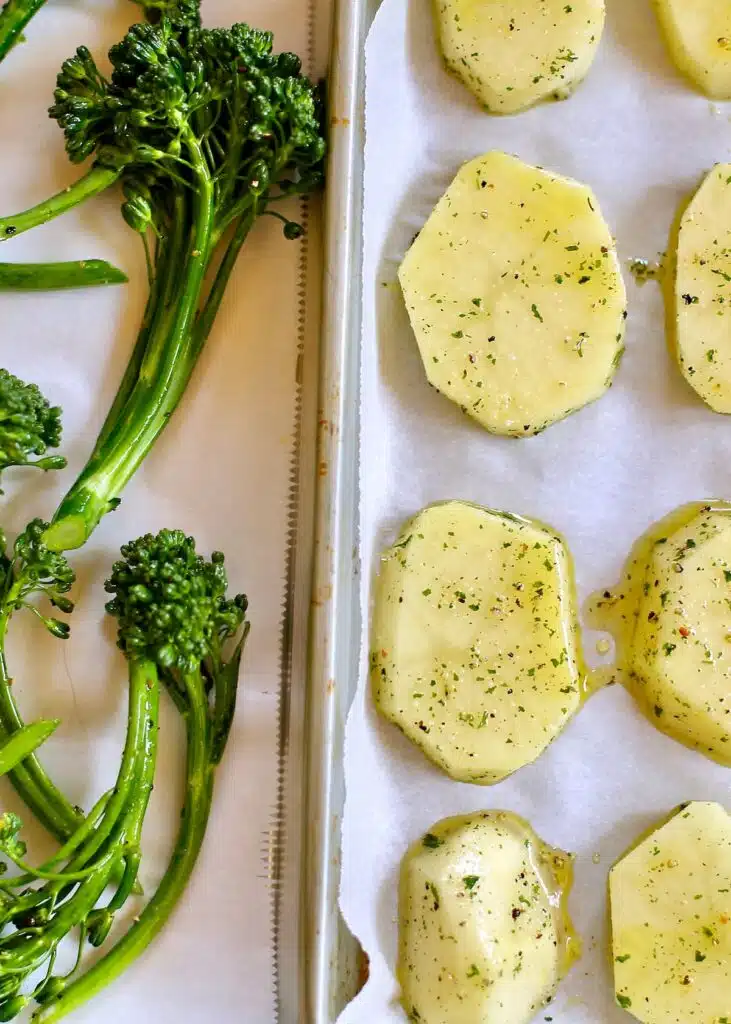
left=434, top=0, right=605, bottom=114
left=399, top=811, right=579, bottom=1024
left=371, top=500, right=586, bottom=784
left=398, top=152, right=626, bottom=438
left=655, top=0, right=731, bottom=99
left=610, top=801, right=731, bottom=1022
left=625, top=502, right=731, bottom=765
left=674, top=164, right=731, bottom=413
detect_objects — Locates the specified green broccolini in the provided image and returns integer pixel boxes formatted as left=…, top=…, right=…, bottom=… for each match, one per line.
left=28, top=529, right=248, bottom=1022
left=0, top=2, right=321, bottom=830
left=0, top=260, right=127, bottom=291
left=0, top=0, right=46, bottom=64
left=0, top=520, right=85, bottom=844
left=0, top=0, right=165, bottom=287
left=0, top=370, right=66, bottom=486
left=0, top=647, right=159, bottom=1021
left=0, top=720, right=58, bottom=776
left=0, top=403, right=87, bottom=876
left=0, top=0, right=197, bottom=70
left=0, top=378, right=101, bottom=851
left=0, top=4, right=314, bottom=1013
left=0, top=8, right=325, bottom=555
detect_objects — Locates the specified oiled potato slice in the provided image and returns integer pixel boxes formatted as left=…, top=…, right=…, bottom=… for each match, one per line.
left=400, top=812, right=579, bottom=1024
left=371, top=500, right=586, bottom=784
left=674, top=164, right=731, bottom=413
left=655, top=0, right=731, bottom=99
left=434, top=0, right=605, bottom=114
left=626, top=502, right=731, bottom=765
left=610, top=801, right=731, bottom=1022
left=398, top=152, right=626, bottom=437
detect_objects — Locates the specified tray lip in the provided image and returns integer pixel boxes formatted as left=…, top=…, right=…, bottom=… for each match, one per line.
left=303, top=0, right=372, bottom=1020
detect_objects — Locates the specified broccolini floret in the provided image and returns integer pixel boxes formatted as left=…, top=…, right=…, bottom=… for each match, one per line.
left=0, top=371, right=66, bottom=487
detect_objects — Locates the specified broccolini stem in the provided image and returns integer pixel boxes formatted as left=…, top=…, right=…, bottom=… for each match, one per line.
left=0, top=260, right=128, bottom=290
left=45, top=138, right=216, bottom=552
left=8, top=851, right=119, bottom=974
left=105, top=661, right=158, bottom=915
left=0, top=0, right=46, bottom=62
left=194, top=206, right=257, bottom=355
left=67, top=659, right=157, bottom=870
left=33, top=672, right=211, bottom=1023
left=93, top=192, right=245, bottom=461
left=0, top=593, right=83, bottom=843
left=0, top=166, right=122, bottom=242
left=0, top=657, right=157, bottom=983
left=7, top=790, right=111, bottom=887
left=0, top=719, right=58, bottom=775
left=93, top=194, right=187, bottom=453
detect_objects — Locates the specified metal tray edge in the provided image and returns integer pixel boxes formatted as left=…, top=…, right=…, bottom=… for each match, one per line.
left=303, top=0, right=371, bottom=1020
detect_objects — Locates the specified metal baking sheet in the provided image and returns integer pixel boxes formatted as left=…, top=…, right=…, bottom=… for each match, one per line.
left=303, top=0, right=377, bottom=1019
left=305, top=1, right=731, bottom=1022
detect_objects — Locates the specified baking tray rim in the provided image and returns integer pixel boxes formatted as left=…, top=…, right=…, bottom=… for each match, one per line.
left=302, top=0, right=376, bottom=1021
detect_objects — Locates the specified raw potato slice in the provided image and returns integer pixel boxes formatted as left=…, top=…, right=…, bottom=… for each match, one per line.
left=610, top=801, right=731, bottom=1022
left=674, top=164, right=731, bottom=413
left=625, top=502, right=731, bottom=766
left=398, top=152, right=626, bottom=438
left=655, top=0, right=731, bottom=99
left=399, top=812, right=580, bottom=1024
left=434, top=0, right=605, bottom=114
left=371, top=500, right=586, bottom=784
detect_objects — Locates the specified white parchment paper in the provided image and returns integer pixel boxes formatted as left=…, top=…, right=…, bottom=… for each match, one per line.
left=339, top=1, right=731, bottom=1021
left=0, top=1, right=319, bottom=1019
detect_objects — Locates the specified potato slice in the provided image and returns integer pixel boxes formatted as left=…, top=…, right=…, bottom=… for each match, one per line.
left=624, top=502, right=731, bottom=766
left=399, top=811, right=579, bottom=1024
left=655, top=0, right=731, bottom=99
left=398, top=152, right=626, bottom=438
left=371, top=500, right=586, bottom=784
left=610, top=801, right=731, bottom=1022
left=674, top=164, right=731, bottom=413
left=434, top=0, right=605, bottom=114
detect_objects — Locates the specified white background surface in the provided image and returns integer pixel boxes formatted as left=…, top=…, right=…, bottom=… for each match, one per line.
left=0, top=0, right=318, bottom=1020
left=340, top=1, right=731, bottom=1022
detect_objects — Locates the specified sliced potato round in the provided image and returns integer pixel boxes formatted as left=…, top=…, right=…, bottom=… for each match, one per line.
left=434, top=0, right=605, bottom=114
left=655, top=0, right=731, bottom=99
left=398, top=152, right=626, bottom=438
left=625, top=502, right=731, bottom=766
left=371, top=500, right=586, bottom=784
left=674, top=164, right=731, bottom=413
left=399, top=811, right=579, bottom=1024
left=610, top=801, right=731, bottom=1022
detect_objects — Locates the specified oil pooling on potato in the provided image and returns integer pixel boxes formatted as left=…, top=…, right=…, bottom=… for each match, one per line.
left=399, top=811, right=580, bottom=1024
left=588, top=501, right=731, bottom=765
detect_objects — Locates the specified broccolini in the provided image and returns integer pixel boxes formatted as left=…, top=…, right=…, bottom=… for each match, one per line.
left=0, top=2, right=321, bottom=836
left=0, top=371, right=66, bottom=486
left=0, top=646, right=159, bottom=1020
left=0, top=8, right=325, bottom=552
left=0, top=260, right=127, bottom=291
left=0, top=0, right=46, bottom=64
left=29, top=529, right=248, bottom=1022
left=0, top=520, right=84, bottom=843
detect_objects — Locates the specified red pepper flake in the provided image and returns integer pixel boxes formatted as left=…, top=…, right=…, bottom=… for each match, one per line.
left=679, top=626, right=690, bottom=638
